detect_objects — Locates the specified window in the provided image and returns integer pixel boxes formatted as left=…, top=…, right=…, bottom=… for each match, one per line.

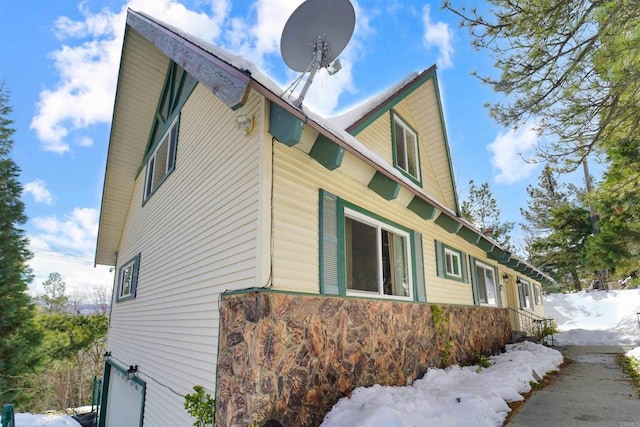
left=144, top=117, right=178, bottom=201
left=435, top=241, right=467, bottom=282
left=344, top=209, right=412, bottom=299
left=534, top=285, right=543, bottom=305
left=117, top=254, right=140, bottom=302
left=475, top=261, right=498, bottom=305
left=517, top=279, right=532, bottom=309
left=444, top=248, right=461, bottom=278
left=392, top=112, right=421, bottom=184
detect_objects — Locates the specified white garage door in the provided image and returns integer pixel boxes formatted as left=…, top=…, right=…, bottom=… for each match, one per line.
left=105, top=366, right=145, bottom=427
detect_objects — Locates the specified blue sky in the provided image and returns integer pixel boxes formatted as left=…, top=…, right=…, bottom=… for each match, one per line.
left=0, top=0, right=588, bottom=295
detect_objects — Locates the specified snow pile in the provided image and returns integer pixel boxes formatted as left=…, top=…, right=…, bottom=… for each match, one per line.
left=544, top=288, right=640, bottom=346
left=321, top=342, right=563, bottom=427
left=0, top=413, right=81, bottom=426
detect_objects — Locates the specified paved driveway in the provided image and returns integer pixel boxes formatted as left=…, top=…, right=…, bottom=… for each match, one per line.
left=508, top=346, right=639, bottom=427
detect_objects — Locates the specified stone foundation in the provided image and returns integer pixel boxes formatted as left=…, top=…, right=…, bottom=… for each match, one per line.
left=215, top=291, right=510, bottom=426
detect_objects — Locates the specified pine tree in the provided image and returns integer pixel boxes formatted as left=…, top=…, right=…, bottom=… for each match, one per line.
left=0, top=85, right=42, bottom=406
left=520, top=165, right=567, bottom=237
left=444, top=0, right=640, bottom=168
left=460, top=180, right=514, bottom=250
left=40, top=272, right=70, bottom=314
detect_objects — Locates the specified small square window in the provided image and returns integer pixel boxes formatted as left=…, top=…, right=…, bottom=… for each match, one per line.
left=144, top=118, right=179, bottom=201
left=392, top=112, right=421, bottom=184
left=117, top=254, right=140, bottom=302
left=435, top=241, right=467, bottom=282
left=444, top=248, right=461, bottom=278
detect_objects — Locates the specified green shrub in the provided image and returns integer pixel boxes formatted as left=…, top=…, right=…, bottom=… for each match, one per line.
left=184, top=385, right=215, bottom=427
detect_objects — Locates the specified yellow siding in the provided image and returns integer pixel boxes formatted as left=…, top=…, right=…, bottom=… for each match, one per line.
left=272, top=140, right=491, bottom=306
left=353, top=79, right=457, bottom=212
left=107, top=86, right=264, bottom=427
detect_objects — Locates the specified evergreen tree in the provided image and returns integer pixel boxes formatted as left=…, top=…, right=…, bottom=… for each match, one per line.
left=445, top=0, right=640, bottom=167
left=0, top=84, right=42, bottom=406
left=40, top=272, right=70, bottom=314
left=520, top=165, right=568, bottom=236
left=460, top=180, right=514, bottom=250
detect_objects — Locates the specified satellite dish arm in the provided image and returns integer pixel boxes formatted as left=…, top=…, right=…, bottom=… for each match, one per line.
left=294, top=36, right=328, bottom=108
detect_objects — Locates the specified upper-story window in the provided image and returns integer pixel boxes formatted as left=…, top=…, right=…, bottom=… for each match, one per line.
left=392, top=111, right=421, bottom=185
left=142, top=61, right=196, bottom=204
left=116, top=253, right=140, bottom=302
left=144, top=117, right=178, bottom=201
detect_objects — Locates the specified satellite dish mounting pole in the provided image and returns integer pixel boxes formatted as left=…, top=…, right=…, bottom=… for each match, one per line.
left=294, top=35, right=328, bottom=108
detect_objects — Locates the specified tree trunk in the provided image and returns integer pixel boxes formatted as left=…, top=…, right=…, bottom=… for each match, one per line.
left=570, top=270, right=581, bottom=291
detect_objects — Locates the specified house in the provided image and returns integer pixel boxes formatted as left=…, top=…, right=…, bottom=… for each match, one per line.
left=95, top=9, right=553, bottom=427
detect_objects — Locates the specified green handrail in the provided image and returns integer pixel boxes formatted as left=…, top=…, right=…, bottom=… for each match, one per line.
left=1, top=404, right=15, bottom=427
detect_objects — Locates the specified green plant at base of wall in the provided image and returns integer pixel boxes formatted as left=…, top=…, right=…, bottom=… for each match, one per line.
left=442, top=340, right=454, bottom=367
left=184, top=385, right=215, bottom=427
left=431, top=305, right=449, bottom=334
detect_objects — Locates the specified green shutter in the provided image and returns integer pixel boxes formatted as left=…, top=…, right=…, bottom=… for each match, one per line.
left=413, top=231, right=426, bottom=302
left=468, top=257, right=480, bottom=306
left=319, top=190, right=340, bottom=295
left=493, top=265, right=502, bottom=307
left=434, top=240, right=445, bottom=278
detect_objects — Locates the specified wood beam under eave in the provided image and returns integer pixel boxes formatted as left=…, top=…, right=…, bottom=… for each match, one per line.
left=309, top=134, right=345, bottom=170
left=476, top=237, right=495, bottom=252
left=407, top=197, right=436, bottom=220
left=368, top=171, right=400, bottom=200
left=434, top=212, right=462, bottom=233
left=456, top=226, right=480, bottom=244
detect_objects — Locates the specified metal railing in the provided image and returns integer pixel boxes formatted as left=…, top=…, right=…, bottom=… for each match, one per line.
left=1, top=404, right=15, bottom=427
left=91, top=376, right=102, bottom=426
left=507, top=306, right=555, bottom=346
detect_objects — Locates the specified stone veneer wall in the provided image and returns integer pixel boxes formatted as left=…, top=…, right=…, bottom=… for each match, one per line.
left=215, top=291, right=511, bottom=427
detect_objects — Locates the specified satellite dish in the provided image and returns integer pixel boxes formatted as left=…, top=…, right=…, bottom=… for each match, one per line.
left=280, top=0, right=355, bottom=108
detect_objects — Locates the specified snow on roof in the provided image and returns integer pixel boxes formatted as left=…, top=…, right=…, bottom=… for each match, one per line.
left=327, top=72, right=420, bottom=130
left=131, top=10, right=552, bottom=283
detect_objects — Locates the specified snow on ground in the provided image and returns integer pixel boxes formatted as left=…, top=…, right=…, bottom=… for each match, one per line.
left=321, top=342, right=563, bottom=427
left=6, top=289, right=640, bottom=427
left=3, top=413, right=81, bottom=426
left=545, top=288, right=640, bottom=346
left=322, top=288, right=640, bottom=426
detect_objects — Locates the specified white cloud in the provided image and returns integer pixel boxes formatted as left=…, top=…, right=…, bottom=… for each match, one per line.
left=23, top=179, right=53, bottom=205
left=422, top=5, right=453, bottom=69
left=30, top=0, right=231, bottom=153
left=488, top=124, right=540, bottom=184
left=28, top=207, right=113, bottom=295
left=31, top=207, right=99, bottom=257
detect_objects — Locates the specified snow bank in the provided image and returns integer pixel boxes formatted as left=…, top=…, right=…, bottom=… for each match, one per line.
left=544, top=288, right=640, bottom=346
left=321, top=342, right=563, bottom=427
left=0, top=413, right=81, bottom=426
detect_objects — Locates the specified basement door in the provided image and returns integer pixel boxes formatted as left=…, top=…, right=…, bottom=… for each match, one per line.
left=102, top=362, right=146, bottom=427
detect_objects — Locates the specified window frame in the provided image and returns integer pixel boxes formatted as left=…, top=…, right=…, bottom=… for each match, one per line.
left=391, top=110, right=422, bottom=186
left=444, top=247, right=462, bottom=279
left=533, top=284, right=543, bottom=305
left=474, top=260, right=499, bottom=306
left=116, top=254, right=140, bottom=303
left=517, top=278, right=533, bottom=310
left=143, top=116, right=179, bottom=202
left=435, top=241, right=467, bottom=283
left=343, top=207, right=414, bottom=301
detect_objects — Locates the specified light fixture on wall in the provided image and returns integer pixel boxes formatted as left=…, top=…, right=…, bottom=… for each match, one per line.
left=236, top=114, right=254, bottom=135
left=127, top=365, right=138, bottom=381
left=103, top=351, right=112, bottom=361
left=502, top=273, right=509, bottom=280
left=516, top=278, right=522, bottom=284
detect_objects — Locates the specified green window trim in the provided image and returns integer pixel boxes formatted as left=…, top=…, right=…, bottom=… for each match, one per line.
left=434, top=240, right=468, bottom=283
left=143, top=116, right=179, bottom=203
left=391, top=110, right=422, bottom=187
left=319, top=189, right=427, bottom=302
left=468, top=257, right=501, bottom=307
left=116, top=253, right=140, bottom=303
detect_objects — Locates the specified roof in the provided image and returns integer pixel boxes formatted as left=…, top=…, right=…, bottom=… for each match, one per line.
left=95, top=9, right=554, bottom=285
